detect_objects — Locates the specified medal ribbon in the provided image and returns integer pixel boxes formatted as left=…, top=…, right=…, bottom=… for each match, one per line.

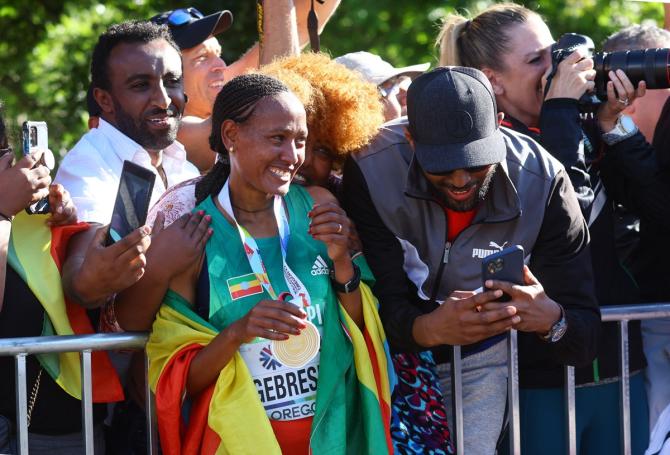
left=218, top=180, right=311, bottom=307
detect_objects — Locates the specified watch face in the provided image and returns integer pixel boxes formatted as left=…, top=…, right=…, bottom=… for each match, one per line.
left=620, top=115, right=636, bottom=134
left=551, top=319, right=568, bottom=343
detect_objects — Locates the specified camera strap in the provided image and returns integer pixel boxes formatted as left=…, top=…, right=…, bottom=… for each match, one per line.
left=543, top=66, right=558, bottom=100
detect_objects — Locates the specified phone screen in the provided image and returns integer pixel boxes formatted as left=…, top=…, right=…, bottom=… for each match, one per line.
left=105, top=160, right=156, bottom=246
left=22, top=121, right=51, bottom=215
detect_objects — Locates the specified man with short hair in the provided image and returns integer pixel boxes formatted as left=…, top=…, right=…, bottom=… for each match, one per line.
left=603, top=24, right=670, bottom=433
left=56, top=21, right=203, bottom=307
left=55, top=21, right=210, bottom=453
left=342, top=67, right=600, bottom=454
left=153, top=2, right=341, bottom=171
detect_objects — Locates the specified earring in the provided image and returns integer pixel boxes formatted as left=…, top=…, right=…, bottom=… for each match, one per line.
left=228, top=145, right=234, bottom=153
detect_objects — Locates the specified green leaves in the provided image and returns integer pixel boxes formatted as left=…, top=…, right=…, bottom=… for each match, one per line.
left=0, top=0, right=664, bottom=159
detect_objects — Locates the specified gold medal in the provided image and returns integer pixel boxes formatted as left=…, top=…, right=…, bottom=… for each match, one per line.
left=271, top=320, right=321, bottom=368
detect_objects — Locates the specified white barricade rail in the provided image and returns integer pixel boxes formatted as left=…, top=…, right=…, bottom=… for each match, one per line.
left=450, top=302, right=670, bottom=455
left=0, top=333, right=154, bottom=455
left=3, top=303, right=670, bottom=455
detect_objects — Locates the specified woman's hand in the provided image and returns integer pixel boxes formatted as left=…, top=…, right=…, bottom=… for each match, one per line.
left=0, top=150, right=51, bottom=218
left=543, top=49, right=596, bottom=101
left=308, top=202, right=352, bottom=263
left=46, top=184, right=77, bottom=226
left=230, top=299, right=307, bottom=344
left=597, top=69, right=646, bottom=132
left=147, top=211, right=212, bottom=282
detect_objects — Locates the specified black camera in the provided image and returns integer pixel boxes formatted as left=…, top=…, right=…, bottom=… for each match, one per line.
left=547, top=33, right=670, bottom=112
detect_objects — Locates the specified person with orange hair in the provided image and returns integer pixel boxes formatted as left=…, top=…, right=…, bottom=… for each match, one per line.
left=260, top=52, right=385, bottom=192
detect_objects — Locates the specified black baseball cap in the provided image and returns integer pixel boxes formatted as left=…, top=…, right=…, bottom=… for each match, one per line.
left=407, top=66, right=506, bottom=174
left=150, top=7, right=233, bottom=50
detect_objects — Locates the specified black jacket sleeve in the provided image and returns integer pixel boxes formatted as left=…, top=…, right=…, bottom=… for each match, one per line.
left=600, top=132, right=670, bottom=230
left=526, top=169, right=601, bottom=367
left=341, top=157, right=435, bottom=352
left=538, top=98, right=594, bottom=215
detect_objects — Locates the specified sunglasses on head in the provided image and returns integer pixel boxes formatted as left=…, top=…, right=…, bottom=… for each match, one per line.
left=155, top=7, right=204, bottom=27
left=428, top=164, right=491, bottom=176
left=0, top=146, right=12, bottom=157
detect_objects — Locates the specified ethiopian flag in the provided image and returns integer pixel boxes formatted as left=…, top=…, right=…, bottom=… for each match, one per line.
left=147, top=282, right=393, bottom=455
left=7, top=212, right=123, bottom=403
left=226, top=273, right=262, bottom=300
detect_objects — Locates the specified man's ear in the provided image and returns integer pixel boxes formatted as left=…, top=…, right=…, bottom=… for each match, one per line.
left=221, top=119, right=238, bottom=152
left=403, top=127, right=415, bottom=149
left=93, top=87, right=114, bottom=115
left=481, top=67, right=504, bottom=96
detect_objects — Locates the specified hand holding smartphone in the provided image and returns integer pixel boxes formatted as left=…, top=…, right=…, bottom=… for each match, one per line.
left=105, top=160, right=156, bottom=247
left=482, top=245, right=525, bottom=302
left=22, top=121, right=55, bottom=214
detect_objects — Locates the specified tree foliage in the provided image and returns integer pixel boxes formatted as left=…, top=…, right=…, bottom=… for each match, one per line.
left=0, top=0, right=664, bottom=158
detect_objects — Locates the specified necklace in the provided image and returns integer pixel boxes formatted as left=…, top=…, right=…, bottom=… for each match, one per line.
left=232, top=202, right=273, bottom=214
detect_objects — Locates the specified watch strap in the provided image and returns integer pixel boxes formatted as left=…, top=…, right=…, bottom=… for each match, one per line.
left=330, top=263, right=361, bottom=294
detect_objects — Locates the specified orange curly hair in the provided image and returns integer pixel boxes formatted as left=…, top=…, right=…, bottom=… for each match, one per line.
left=259, top=53, right=384, bottom=163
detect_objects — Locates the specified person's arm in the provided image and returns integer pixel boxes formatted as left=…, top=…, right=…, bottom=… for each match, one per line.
left=341, top=157, right=429, bottom=350
left=0, top=152, right=52, bottom=313
left=600, top=132, right=670, bottom=231
left=538, top=99, right=594, bottom=213
left=177, top=116, right=214, bottom=173
left=225, top=0, right=341, bottom=78
left=526, top=169, right=601, bottom=366
left=306, top=185, right=363, bottom=327
left=62, top=224, right=152, bottom=308
left=114, top=211, right=211, bottom=331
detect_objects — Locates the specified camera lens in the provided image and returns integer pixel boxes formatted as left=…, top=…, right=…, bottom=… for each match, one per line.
left=594, top=48, right=670, bottom=99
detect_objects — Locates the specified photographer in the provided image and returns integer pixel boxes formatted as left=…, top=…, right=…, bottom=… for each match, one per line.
left=438, top=4, right=649, bottom=454
left=603, top=24, right=670, bottom=435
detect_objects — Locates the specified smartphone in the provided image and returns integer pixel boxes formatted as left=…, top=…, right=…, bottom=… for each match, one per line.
left=482, top=245, right=525, bottom=302
left=22, top=121, right=52, bottom=214
left=105, top=160, right=156, bottom=247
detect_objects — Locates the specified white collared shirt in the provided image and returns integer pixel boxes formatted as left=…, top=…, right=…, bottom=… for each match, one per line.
left=55, top=118, right=199, bottom=224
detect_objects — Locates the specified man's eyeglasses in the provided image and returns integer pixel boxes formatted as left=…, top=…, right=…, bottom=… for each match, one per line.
left=154, top=7, right=204, bottom=27
left=0, top=146, right=12, bottom=158
left=427, top=165, right=491, bottom=176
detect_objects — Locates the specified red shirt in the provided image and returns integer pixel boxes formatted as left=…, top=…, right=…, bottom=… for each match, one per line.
left=445, top=207, right=477, bottom=242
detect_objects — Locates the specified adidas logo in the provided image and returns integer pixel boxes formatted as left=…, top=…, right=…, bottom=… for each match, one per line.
left=311, top=255, right=330, bottom=276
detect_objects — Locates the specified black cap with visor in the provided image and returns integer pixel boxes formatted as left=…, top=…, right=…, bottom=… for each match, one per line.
left=150, top=7, right=233, bottom=50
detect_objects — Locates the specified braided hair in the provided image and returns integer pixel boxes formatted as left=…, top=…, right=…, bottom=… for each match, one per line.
left=195, top=74, right=291, bottom=204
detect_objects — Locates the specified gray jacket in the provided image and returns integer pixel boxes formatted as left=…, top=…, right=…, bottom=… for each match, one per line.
left=342, top=119, right=600, bottom=385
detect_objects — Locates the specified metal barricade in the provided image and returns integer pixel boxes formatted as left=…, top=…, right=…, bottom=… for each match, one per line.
left=450, top=302, right=670, bottom=455
left=0, top=332, right=154, bottom=455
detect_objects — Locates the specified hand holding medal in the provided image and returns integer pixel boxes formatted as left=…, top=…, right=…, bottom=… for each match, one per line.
left=271, top=293, right=321, bottom=368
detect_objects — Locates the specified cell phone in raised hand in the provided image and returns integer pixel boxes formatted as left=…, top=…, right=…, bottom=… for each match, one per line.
left=482, top=245, right=525, bottom=302
left=22, top=121, right=52, bottom=214
left=105, top=160, right=156, bottom=247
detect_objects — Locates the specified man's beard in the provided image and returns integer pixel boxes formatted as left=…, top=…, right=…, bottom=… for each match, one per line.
left=113, top=99, right=181, bottom=151
left=441, top=164, right=498, bottom=212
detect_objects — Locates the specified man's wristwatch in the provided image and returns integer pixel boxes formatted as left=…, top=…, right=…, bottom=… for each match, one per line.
left=541, top=305, right=568, bottom=343
left=330, top=263, right=361, bottom=294
left=601, top=114, right=638, bottom=145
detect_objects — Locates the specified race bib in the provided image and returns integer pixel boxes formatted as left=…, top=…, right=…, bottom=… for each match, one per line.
left=241, top=338, right=320, bottom=421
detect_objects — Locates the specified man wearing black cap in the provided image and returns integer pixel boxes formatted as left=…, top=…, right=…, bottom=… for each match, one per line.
left=342, top=67, right=600, bottom=453
left=152, top=2, right=341, bottom=171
